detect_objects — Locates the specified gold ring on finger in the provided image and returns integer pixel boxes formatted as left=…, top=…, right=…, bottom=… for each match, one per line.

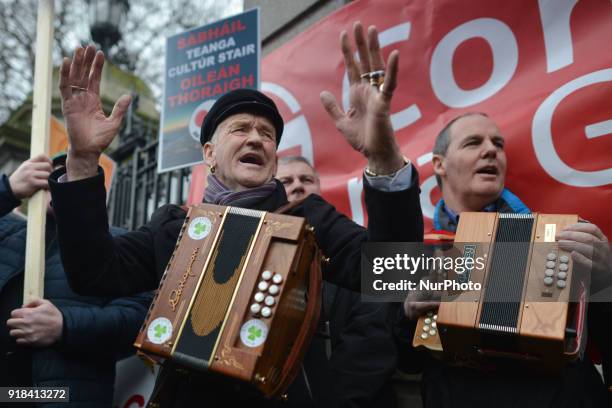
left=369, top=70, right=385, bottom=88
left=370, top=76, right=385, bottom=88
left=380, top=83, right=392, bottom=97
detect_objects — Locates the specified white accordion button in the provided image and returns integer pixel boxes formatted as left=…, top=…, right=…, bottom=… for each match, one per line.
left=424, top=318, right=432, bottom=325
left=559, top=263, right=569, bottom=272
left=261, top=307, right=272, bottom=318
left=429, top=329, right=437, bottom=336
left=557, top=272, right=567, bottom=280
left=433, top=314, right=438, bottom=321
left=557, top=280, right=567, bottom=289
left=432, top=322, right=437, bottom=328
left=546, top=261, right=556, bottom=269
left=258, top=281, right=269, bottom=292
left=423, top=325, right=430, bottom=332
left=254, top=292, right=265, bottom=303
left=250, top=303, right=261, bottom=314
left=547, top=252, right=557, bottom=261
left=544, top=277, right=554, bottom=286
left=544, top=269, right=554, bottom=277
left=268, top=285, right=279, bottom=295
left=264, top=296, right=275, bottom=306
left=261, top=270, right=273, bottom=280
left=421, top=333, right=429, bottom=339
left=559, top=255, right=569, bottom=263
left=272, top=273, right=283, bottom=284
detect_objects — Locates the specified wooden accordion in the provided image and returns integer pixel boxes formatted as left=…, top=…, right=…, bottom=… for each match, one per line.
left=134, top=204, right=321, bottom=397
left=413, top=212, right=587, bottom=368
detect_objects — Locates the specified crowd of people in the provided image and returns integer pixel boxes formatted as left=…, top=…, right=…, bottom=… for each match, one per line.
left=1, top=18, right=610, bottom=408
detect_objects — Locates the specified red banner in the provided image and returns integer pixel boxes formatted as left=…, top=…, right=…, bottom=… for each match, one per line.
left=190, top=0, right=612, bottom=237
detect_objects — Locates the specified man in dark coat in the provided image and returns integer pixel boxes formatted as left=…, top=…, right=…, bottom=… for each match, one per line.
left=0, top=153, right=152, bottom=407
left=396, top=112, right=612, bottom=408
left=48, top=23, right=423, bottom=407
left=277, top=156, right=397, bottom=407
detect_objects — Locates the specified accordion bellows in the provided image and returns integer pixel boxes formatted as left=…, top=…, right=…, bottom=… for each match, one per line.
left=135, top=204, right=321, bottom=397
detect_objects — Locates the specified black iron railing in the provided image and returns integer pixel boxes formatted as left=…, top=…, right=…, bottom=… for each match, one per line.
left=108, top=140, right=192, bottom=231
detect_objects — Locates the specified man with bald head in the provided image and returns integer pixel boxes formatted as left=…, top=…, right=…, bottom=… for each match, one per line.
left=397, top=112, right=612, bottom=407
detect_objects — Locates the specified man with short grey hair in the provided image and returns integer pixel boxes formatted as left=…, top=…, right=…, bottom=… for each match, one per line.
left=397, top=112, right=612, bottom=407
left=277, top=156, right=321, bottom=202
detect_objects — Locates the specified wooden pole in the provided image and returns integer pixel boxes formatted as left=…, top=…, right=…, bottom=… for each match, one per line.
left=24, top=0, right=55, bottom=303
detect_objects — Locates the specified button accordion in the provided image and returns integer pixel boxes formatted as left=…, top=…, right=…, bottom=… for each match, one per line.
left=413, top=212, right=587, bottom=368
left=134, top=204, right=321, bottom=397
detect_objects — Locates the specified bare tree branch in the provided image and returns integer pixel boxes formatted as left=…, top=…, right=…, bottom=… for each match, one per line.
left=0, top=0, right=240, bottom=123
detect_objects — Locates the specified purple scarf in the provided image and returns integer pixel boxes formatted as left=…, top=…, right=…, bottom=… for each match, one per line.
left=204, top=174, right=278, bottom=207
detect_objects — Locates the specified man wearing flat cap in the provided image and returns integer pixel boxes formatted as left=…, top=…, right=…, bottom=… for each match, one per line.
left=50, top=22, right=422, bottom=407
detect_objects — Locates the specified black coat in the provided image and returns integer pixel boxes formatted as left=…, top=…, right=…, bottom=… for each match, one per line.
left=290, top=282, right=397, bottom=407
left=48, top=167, right=423, bottom=407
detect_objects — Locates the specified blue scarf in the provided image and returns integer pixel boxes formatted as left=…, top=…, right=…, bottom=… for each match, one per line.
left=434, top=188, right=531, bottom=232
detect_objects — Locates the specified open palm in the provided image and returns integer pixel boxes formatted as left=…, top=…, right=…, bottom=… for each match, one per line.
left=320, top=23, right=403, bottom=173
left=59, top=45, right=131, bottom=178
left=335, top=79, right=394, bottom=156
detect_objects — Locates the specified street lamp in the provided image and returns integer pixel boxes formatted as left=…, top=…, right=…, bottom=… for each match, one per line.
left=87, top=0, right=129, bottom=56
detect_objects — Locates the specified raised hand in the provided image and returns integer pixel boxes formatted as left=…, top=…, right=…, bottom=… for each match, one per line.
left=7, top=298, right=63, bottom=347
left=320, top=22, right=405, bottom=175
left=59, top=45, right=131, bottom=181
left=8, top=154, right=52, bottom=199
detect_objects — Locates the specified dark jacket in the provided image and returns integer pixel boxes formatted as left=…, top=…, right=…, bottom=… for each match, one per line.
left=0, top=174, right=153, bottom=407
left=326, top=285, right=397, bottom=408
left=290, top=283, right=397, bottom=408
left=48, top=166, right=423, bottom=407
left=396, top=189, right=611, bottom=408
